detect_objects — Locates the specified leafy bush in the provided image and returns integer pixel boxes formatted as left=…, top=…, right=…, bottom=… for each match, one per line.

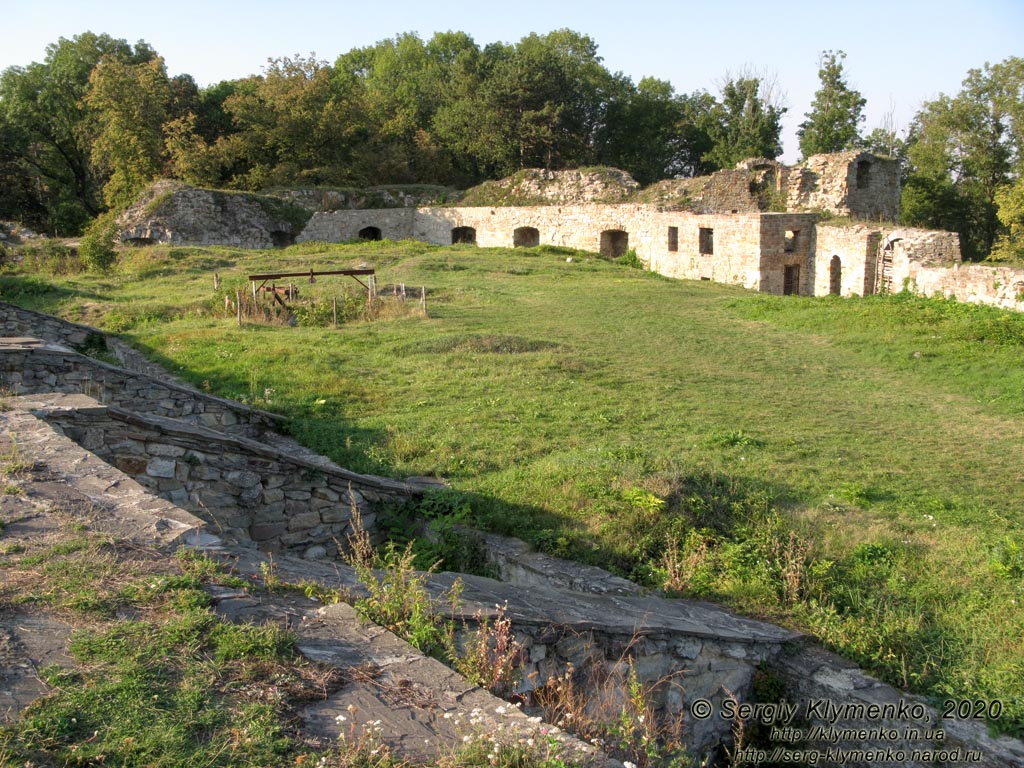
left=615, top=247, right=644, bottom=269
left=79, top=212, right=119, bottom=271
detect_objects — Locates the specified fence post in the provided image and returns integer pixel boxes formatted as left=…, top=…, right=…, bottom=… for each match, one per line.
left=333, top=296, right=338, bottom=328
left=236, top=290, right=242, bottom=327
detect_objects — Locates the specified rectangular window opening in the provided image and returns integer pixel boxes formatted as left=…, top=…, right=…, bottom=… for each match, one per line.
left=667, top=226, right=679, bottom=252
left=699, top=227, right=714, bottom=255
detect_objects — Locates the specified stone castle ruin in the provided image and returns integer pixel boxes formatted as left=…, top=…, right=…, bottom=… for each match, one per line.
left=3, top=302, right=1022, bottom=766
left=116, top=151, right=1024, bottom=313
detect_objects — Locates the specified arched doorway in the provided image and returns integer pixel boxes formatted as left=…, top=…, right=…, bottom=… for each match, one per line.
left=600, top=230, right=629, bottom=259
left=829, top=255, right=842, bottom=295
left=358, top=226, right=382, bottom=241
left=451, top=226, right=477, bottom=245
left=513, top=227, right=540, bottom=248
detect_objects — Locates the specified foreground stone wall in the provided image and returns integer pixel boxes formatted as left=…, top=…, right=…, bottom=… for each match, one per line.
left=41, top=399, right=413, bottom=557
left=0, top=338, right=278, bottom=438
left=769, top=645, right=1024, bottom=768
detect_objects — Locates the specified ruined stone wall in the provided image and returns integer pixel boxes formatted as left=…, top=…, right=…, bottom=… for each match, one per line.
left=0, top=338, right=279, bottom=438
left=117, top=180, right=308, bottom=248
left=0, top=301, right=190, bottom=381
left=815, top=225, right=883, bottom=297
left=0, top=301, right=109, bottom=354
left=786, top=152, right=900, bottom=221
left=883, top=227, right=963, bottom=294
left=43, top=402, right=412, bottom=557
left=906, top=263, right=1024, bottom=311
left=299, top=204, right=773, bottom=293
left=757, top=214, right=819, bottom=295
left=649, top=213, right=766, bottom=290
left=300, top=208, right=417, bottom=243
left=769, top=645, right=1024, bottom=768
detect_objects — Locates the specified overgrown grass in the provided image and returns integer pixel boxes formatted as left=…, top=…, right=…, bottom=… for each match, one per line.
left=0, top=530, right=334, bottom=766
left=3, top=241, right=1024, bottom=734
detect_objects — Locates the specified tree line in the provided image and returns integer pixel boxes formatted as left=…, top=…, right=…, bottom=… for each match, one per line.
left=0, top=31, right=1021, bottom=261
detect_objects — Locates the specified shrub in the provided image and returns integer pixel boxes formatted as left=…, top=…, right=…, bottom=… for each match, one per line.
left=79, top=213, right=119, bottom=271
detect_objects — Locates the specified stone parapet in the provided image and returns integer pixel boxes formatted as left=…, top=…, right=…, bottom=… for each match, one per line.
left=29, top=394, right=416, bottom=556
left=0, top=333, right=281, bottom=438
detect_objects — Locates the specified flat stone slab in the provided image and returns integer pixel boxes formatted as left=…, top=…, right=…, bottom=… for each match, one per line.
left=206, top=583, right=616, bottom=766
left=0, top=611, right=74, bottom=721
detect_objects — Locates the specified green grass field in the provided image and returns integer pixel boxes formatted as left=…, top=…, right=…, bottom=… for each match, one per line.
left=3, top=239, right=1023, bottom=734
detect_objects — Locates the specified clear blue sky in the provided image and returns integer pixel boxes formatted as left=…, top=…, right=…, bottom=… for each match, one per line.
left=3, top=0, right=1021, bottom=163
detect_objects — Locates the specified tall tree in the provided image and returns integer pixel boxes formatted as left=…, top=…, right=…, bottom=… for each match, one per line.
left=0, top=32, right=156, bottom=232
left=433, top=30, right=615, bottom=178
left=212, top=55, right=366, bottom=189
left=86, top=55, right=172, bottom=209
left=598, top=78, right=716, bottom=183
left=797, top=50, right=866, bottom=158
left=703, top=75, right=786, bottom=169
left=902, top=57, right=1024, bottom=260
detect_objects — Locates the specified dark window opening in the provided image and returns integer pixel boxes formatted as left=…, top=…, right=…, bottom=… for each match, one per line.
left=783, top=264, right=801, bottom=296
left=600, top=229, right=629, bottom=259
left=829, top=256, right=842, bottom=295
left=667, top=226, right=679, bottom=252
left=856, top=160, right=871, bottom=189
left=513, top=226, right=540, bottom=248
left=699, top=227, right=714, bottom=255
left=784, top=230, right=799, bottom=252
left=451, top=226, right=477, bottom=245
left=358, top=226, right=382, bottom=241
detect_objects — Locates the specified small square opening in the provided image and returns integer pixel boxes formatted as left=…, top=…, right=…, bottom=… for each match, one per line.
left=784, top=230, right=799, bottom=252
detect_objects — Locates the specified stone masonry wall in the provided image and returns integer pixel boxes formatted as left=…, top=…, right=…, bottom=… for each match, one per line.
left=42, top=401, right=413, bottom=557
left=117, top=180, right=307, bottom=249
left=0, top=338, right=279, bottom=439
left=300, top=204, right=775, bottom=293
left=909, top=263, right=1024, bottom=311
left=768, top=645, right=1024, bottom=768
left=0, top=300, right=197, bottom=382
left=786, top=151, right=900, bottom=221
left=815, top=224, right=883, bottom=297
left=757, top=214, right=819, bottom=295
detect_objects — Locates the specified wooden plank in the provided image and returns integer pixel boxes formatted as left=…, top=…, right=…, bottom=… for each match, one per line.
left=245, top=270, right=374, bottom=282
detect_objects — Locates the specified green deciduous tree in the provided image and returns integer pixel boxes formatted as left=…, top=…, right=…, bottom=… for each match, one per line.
left=598, top=78, right=716, bottom=184
left=0, top=32, right=156, bottom=232
left=86, top=55, right=172, bottom=209
left=797, top=50, right=866, bottom=158
left=902, top=57, right=1024, bottom=260
left=212, top=55, right=366, bottom=189
left=703, top=75, right=787, bottom=169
